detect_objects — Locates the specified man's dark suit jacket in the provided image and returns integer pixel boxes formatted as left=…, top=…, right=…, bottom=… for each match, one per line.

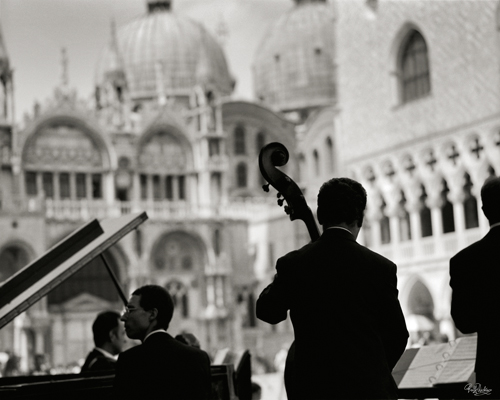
left=80, top=348, right=116, bottom=373
left=256, top=228, right=409, bottom=400
left=450, top=225, right=500, bottom=392
left=114, top=331, right=211, bottom=399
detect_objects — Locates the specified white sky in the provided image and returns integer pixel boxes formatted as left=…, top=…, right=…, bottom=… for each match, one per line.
left=0, top=0, right=292, bottom=122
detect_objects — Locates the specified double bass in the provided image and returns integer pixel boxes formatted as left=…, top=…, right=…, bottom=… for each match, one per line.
left=258, top=142, right=320, bottom=399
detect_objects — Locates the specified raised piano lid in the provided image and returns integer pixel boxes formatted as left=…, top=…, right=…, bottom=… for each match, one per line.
left=0, top=212, right=148, bottom=330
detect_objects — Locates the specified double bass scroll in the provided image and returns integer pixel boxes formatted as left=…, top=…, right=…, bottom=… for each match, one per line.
left=258, top=142, right=320, bottom=241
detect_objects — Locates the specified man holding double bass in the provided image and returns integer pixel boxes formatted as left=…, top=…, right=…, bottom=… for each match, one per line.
left=257, top=177, right=408, bottom=399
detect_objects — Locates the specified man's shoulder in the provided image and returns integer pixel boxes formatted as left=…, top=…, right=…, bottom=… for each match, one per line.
left=451, top=237, right=487, bottom=262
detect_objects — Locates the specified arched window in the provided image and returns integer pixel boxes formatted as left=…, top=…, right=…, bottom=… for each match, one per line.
left=400, top=30, right=431, bottom=103
left=234, top=125, right=246, bottom=155
left=237, top=162, right=247, bottom=188
left=398, top=191, right=411, bottom=241
left=313, top=149, right=320, bottom=176
left=441, top=179, right=455, bottom=233
left=166, top=280, right=189, bottom=318
left=213, top=228, right=221, bottom=256
left=463, top=173, right=479, bottom=229
left=380, top=197, right=391, bottom=244
left=420, top=184, right=433, bottom=237
left=0, top=246, right=30, bottom=283
left=326, top=137, right=334, bottom=173
left=256, top=131, right=265, bottom=153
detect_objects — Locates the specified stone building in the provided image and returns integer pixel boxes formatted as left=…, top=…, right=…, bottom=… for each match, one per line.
left=0, top=0, right=499, bottom=373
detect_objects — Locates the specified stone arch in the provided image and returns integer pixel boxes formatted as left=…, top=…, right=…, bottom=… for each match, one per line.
left=46, top=231, right=127, bottom=305
left=21, top=114, right=112, bottom=171
left=137, top=123, right=193, bottom=174
left=47, top=246, right=125, bottom=306
left=401, top=276, right=436, bottom=334
left=0, top=241, right=34, bottom=283
left=150, top=230, right=208, bottom=275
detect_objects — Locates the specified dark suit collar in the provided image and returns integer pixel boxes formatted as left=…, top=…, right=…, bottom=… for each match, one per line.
left=320, top=227, right=356, bottom=242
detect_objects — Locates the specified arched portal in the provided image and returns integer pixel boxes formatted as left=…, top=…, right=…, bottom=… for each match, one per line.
left=152, top=231, right=206, bottom=274
left=47, top=247, right=123, bottom=305
left=0, top=245, right=30, bottom=282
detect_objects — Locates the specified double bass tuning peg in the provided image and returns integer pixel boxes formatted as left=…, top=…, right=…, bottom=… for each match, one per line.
left=262, top=183, right=270, bottom=193
left=277, top=198, right=284, bottom=207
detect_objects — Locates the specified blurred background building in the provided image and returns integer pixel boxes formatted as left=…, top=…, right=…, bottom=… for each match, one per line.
left=0, top=0, right=499, bottom=375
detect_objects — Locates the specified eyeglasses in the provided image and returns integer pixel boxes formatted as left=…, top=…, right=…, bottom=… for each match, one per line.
left=121, top=307, right=144, bottom=316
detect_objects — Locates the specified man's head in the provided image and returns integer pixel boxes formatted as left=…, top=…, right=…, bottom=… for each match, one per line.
left=92, top=310, right=124, bottom=355
left=481, top=176, right=500, bottom=225
left=317, top=178, right=367, bottom=230
left=121, top=285, right=174, bottom=342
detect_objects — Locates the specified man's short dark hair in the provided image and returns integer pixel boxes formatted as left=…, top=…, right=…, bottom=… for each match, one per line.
left=317, top=177, right=367, bottom=227
left=132, top=285, right=174, bottom=330
left=93, top=310, right=121, bottom=347
left=481, top=176, right=500, bottom=224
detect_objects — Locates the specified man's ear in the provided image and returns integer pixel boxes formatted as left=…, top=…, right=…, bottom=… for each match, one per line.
left=317, top=207, right=323, bottom=226
left=149, top=308, right=158, bottom=321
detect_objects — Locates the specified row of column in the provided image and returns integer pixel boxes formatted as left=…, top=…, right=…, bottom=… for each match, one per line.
left=363, top=193, right=489, bottom=257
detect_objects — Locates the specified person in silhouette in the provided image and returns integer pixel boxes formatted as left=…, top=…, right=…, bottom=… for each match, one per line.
left=81, top=310, right=124, bottom=373
left=256, top=177, right=408, bottom=399
left=114, top=284, right=211, bottom=399
left=450, top=176, right=500, bottom=394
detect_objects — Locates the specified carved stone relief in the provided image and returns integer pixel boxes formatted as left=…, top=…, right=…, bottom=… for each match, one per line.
left=24, top=124, right=102, bottom=168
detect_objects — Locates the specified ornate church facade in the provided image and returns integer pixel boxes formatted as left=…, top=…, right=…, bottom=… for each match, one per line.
left=0, top=0, right=499, bottom=373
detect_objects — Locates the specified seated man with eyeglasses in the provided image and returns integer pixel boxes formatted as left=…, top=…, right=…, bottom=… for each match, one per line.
left=114, top=285, right=211, bottom=399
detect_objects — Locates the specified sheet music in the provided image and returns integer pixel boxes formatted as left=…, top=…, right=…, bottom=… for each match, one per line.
left=434, top=336, right=476, bottom=384
left=398, top=343, right=449, bottom=388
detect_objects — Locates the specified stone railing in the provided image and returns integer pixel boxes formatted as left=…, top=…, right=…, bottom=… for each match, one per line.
left=27, top=197, right=283, bottom=222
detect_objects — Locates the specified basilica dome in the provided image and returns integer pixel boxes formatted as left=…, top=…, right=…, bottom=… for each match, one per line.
left=253, top=0, right=336, bottom=113
left=95, top=0, right=234, bottom=100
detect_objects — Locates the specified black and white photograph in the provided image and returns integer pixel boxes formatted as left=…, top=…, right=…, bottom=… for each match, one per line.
left=0, top=0, right=499, bottom=399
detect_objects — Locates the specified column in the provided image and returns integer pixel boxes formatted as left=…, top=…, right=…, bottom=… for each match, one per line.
left=86, top=173, right=92, bottom=200
left=70, top=172, right=76, bottom=200
left=428, top=195, right=444, bottom=255
left=104, top=172, right=115, bottom=205
left=53, top=172, right=60, bottom=200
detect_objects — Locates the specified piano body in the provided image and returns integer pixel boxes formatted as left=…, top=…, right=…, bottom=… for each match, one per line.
left=0, top=212, right=241, bottom=400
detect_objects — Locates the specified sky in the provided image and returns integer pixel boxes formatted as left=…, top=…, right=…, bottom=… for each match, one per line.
left=0, top=0, right=292, bottom=122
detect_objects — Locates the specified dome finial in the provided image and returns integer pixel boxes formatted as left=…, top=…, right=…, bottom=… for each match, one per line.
left=147, top=0, right=171, bottom=13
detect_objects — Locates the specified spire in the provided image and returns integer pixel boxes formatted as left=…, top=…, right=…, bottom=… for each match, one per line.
left=0, top=25, right=9, bottom=74
left=215, top=13, right=229, bottom=48
left=61, top=47, right=69, bottom=88
left=147, top=0, right=171, bottom=13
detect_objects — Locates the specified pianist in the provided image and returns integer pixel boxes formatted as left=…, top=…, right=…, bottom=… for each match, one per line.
left=80, top=310, right=124, bottom=373
left=114, top=284, right=211, bottom=399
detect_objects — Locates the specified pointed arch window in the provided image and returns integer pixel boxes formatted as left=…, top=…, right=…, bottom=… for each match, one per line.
left=326, top=137, right=334, bottom=173
left=380, top=197, right=391, bottom=244
left=313, top=149, right=320, bottom=176
left=237, top=162, right=247, bottom=188
left=420, top=184, right=433, bottom=237
left=400, top=30, right=431, bottom=103
left=234, top=125, right=246, bottom=155
left=398, top=191, right=411, bottom=241
left=463, top=173, right=479, bottom=229
left=441, top=179, right=455, bottom=233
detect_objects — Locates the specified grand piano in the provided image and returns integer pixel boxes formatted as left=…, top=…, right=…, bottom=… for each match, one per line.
left=0, top=213, right=246, bottom=400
